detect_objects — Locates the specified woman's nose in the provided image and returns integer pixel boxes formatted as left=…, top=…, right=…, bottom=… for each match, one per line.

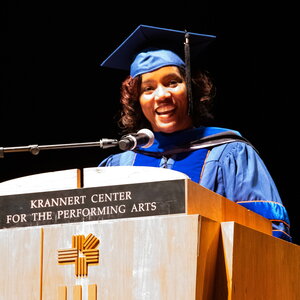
left=154, top=85, right=171, bottom=100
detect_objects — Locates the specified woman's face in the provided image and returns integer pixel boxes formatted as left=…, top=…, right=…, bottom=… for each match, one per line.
left=139, top=66, right=193, bottom=133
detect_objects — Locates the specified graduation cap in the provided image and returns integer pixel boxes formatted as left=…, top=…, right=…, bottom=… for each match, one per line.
left=100, top=24, right=216, bottom=115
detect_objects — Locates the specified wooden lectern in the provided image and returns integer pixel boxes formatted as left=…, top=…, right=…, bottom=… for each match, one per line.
left=0, top=166, right=299, bottom=300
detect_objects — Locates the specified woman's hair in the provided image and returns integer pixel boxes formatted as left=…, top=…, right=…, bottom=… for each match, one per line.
left=118, top=66, right=216, bottom=133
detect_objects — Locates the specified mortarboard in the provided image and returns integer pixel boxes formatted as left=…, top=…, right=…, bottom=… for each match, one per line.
left=100, top=25, right=216, bottom=114
left=101, top=24, right=216, bottom=75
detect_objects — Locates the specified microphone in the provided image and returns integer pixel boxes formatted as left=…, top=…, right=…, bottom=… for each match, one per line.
left=118, top=129, right=155, bottom=151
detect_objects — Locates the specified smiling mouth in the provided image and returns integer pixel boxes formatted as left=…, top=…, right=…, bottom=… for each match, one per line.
left=155, top=106, right=176, bottom=115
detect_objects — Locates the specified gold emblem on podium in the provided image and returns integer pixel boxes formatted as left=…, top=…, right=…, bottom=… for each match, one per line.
left=58, top=233, right=100, bottom=277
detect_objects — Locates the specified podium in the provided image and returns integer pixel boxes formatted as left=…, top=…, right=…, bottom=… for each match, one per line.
left=0, top=167, right=299, bottom=300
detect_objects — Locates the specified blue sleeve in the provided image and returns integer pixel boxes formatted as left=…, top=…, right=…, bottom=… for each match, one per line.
left=98, top=155, right=113, bottom=166
left=98, top=151, right=136, bottom=167
left=200, top=142, right=292, bottom=242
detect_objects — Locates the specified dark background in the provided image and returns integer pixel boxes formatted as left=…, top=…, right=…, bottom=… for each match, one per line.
left=1, top=2, right=298, bottom=243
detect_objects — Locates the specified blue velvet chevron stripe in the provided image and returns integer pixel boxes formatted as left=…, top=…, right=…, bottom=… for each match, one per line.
left=237, top=200, right=291, bottom=241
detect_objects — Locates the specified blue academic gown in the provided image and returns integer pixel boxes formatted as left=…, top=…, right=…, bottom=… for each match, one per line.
left=99, top=126, right=291, bottom=242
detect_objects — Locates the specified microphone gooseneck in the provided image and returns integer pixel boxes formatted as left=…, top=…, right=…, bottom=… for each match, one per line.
left=0, top=129, right=154, bottom=158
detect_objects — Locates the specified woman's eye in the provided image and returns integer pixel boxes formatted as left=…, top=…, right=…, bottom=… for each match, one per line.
left=168, top=80, right=179, bottom=87
left=142, top=86, right=154, bottom=93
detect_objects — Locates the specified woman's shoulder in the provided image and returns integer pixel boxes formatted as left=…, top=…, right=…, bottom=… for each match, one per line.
left=199, top=126, right=241, bottom=137
left=206, top=140, right=258, bottom=166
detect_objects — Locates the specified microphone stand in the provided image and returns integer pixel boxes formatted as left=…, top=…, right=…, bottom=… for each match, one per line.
left=0, top=138, right=119, bottom=158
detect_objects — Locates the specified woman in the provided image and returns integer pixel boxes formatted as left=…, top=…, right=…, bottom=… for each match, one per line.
left=99, top=25, right=291, bottom=242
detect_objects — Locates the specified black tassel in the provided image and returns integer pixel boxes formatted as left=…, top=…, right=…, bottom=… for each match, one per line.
left=184, top=31, right=193, bottom=117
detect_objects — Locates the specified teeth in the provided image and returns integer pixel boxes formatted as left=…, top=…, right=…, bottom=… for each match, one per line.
left=156, top=106, right=175, bottom=114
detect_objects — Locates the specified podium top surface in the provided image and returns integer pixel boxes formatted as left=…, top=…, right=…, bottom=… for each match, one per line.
left=0, top=167, right=189, bottom=195
left=83, top=166, right=189, bottom=187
